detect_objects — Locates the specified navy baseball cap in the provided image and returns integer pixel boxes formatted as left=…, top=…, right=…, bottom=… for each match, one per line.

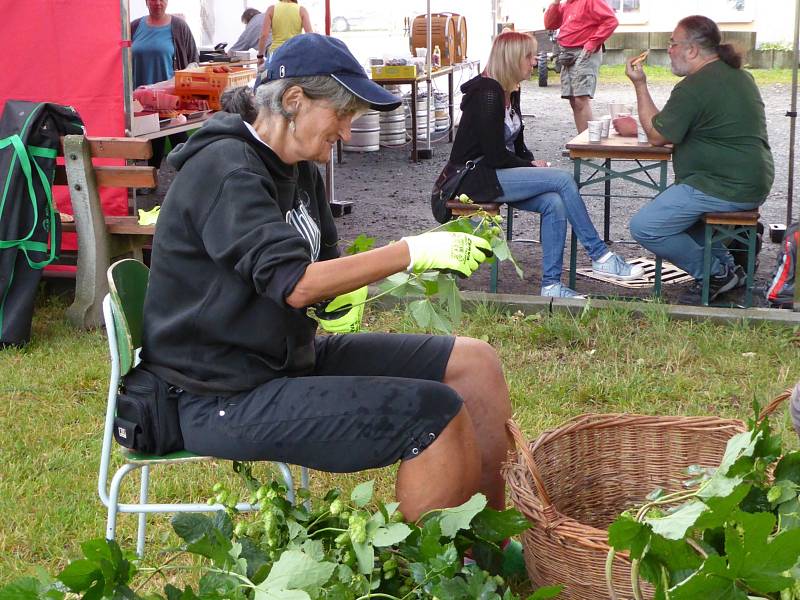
left=264, top=33, right=401, bottom=111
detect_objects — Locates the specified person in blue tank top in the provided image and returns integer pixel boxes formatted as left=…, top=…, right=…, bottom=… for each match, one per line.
left=131, top=0, right=198, bottom=195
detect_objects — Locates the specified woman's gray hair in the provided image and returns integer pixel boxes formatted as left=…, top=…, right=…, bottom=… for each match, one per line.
left=254, top=75, right=369, bottom=120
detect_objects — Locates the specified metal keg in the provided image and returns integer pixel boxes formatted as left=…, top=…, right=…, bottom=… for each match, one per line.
left=434, top=93, right=450, bottom=132
left=343, top=110, right=380, bottom=152
left=405, top=100, right=435, bottom=141
left=379, top=105, right=406, bottom=146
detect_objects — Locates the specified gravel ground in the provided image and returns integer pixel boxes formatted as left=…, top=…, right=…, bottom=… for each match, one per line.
left=150, top=78, right=798, bottom=306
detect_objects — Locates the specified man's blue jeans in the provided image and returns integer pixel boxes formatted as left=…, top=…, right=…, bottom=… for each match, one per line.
left=495, top=167, right=608, bottom=286
left=629, top=183, right=762, bottom=280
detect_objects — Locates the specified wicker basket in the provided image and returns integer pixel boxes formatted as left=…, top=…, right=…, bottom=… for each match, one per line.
left=502, top=392, right=789, bottom=600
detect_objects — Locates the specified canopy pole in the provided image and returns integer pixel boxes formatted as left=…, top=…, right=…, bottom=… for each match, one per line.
left=791, top=0, right=800, bottom=310
left=424, top=0, right=433, bottom=156
left=788, top=0, right=799, bottom=225
left=121, top=0, right=133, bottom=134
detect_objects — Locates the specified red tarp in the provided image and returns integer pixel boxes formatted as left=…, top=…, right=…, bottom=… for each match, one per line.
left=0, top=0, right=128, bottom=251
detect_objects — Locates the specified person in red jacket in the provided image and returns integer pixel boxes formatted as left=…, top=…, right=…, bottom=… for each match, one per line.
left=544, top=0, right=618, bottom=132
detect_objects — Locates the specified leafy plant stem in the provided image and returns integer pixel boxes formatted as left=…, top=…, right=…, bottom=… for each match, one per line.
left=685, top=537, right=707, bottom=559
left=306, top=509, right=332, bottom=530
left=134, top=550, right=189, bottom=592
left=605, top=547, right=621, bottom=600
left=626, top=540, right=650, bottom=600
left=308, top=526, right=347, bottom=537
left=634, top=489, right=700, bottom=522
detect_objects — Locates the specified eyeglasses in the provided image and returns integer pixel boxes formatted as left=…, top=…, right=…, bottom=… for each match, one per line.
left=667, top=39, right=693, bottom=49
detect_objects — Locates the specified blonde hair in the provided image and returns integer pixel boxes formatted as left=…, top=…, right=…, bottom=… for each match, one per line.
left=484, top=31, right=537, bottom=94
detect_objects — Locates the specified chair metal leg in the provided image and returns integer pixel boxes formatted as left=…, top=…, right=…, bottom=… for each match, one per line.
left=506, top=206, right=514, bottom=241
left=299, top=467, right=311, bottom=510
left=106, top=462, right=141, bottom=541
left=654, top=256, right=662, bottom=297
left=569, top=230, right=577, bottom=290
left=275, top=462, right=296, bottom=504
left=745, top=225, right=757, bottom=308
left=490, top=260, right=498, bottom=293
left=136, top=465, right=150, bottom=558
left=702, top=225, right=713, bottom=306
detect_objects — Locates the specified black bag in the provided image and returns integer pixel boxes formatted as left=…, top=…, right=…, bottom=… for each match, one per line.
left=430, top=157, right=483, bottom=224
left=114, top=366, right=184, bottom=455
left=766, top=222, right=799, bottom=309
left=0, top=101, right=84, bottom=347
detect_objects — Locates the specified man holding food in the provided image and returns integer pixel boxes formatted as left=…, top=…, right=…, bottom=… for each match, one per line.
left=544, top=0, right=618, bottom=133
left=626, top=15, right=773, bottom=301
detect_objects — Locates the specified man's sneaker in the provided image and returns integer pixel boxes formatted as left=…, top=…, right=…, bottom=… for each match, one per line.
left=732, top=264, right=747, bottom=289
left=709, top=264, right=739, bottom=300
left=541, top=282, right=585, bottom=298
left=591, top=253, right=644, bottom=281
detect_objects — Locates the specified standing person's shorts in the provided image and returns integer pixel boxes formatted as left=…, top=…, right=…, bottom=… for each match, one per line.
left=178, top=333, right=461, bottom=472
left=559, top=47, right=603, bottom=99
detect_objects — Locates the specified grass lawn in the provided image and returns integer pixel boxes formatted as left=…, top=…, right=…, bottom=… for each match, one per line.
left=2, top=294, right=799, bottom=585
left=598, top=64, right=796, bottom=85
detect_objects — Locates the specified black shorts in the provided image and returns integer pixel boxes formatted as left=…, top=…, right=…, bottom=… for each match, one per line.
left=177, top=333, right=460, bottom=472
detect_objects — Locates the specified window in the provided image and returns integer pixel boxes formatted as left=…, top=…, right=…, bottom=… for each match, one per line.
left=607, top=0, right=641, bottom=14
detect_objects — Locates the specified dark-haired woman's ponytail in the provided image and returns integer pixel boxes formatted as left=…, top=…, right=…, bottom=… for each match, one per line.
left=220, top=86, right=258, bottom=124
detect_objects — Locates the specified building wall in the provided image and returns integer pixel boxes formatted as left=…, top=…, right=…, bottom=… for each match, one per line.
left=501, top=0, right=796, bottom=46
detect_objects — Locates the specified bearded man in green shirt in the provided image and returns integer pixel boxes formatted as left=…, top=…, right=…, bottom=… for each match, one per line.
left=626, top=15, right=773, bottom=302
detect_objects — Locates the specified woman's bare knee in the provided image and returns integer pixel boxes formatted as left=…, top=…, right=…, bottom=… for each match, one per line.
left=444, top=337, right=504, bottom=385
left=395, top=408, right=481, bottom=521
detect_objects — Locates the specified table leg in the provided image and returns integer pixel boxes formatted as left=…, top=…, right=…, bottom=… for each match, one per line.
left=448, top=71, right=454, bottom=143
left=569, top=158, right=581, bottom=289
left=603, top=158, right=611, bottom=243
left=654, top=160, right=669, bottom=296
left=411, top=82, right=418, bottom=162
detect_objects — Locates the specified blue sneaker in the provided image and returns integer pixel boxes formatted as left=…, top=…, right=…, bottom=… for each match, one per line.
left=592, top=253, right=644, bottom=281
left=541, top=283, right=585, bottom=298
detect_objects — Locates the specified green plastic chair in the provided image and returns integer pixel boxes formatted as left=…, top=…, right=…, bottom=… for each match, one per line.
left=99, top=259, right=307, bottom=556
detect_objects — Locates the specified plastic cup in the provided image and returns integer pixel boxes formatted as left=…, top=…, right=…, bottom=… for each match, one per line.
left=637, top=122, right=648, bottom=143
left=587, top=120, right=603, bottom=142
left=600, top=116, right=611, bottom=138
left=608, top=102, right=626, bottom=118
left=416, top=48, right=427, bottom=59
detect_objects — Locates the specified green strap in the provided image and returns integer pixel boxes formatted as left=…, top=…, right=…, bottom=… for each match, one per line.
left=25, top=145, right=59, bottom=268
left=0, top=137, right=59, bottom=268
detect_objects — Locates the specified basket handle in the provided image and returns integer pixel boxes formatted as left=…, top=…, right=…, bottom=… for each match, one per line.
left=506, top=419, right=554, bottom=510
left=758, top=388, right=792, bottom=421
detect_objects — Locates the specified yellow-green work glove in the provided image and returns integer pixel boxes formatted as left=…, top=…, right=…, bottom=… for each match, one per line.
left=317, top=286, right=369, bottom=334
left=137, top=206, right=160, bottom=226
left=402, top=232, right=492, bottom=278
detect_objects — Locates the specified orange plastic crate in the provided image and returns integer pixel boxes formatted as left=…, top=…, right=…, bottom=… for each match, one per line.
left=177, top=89, right=223, bottom=111
left=174, top=66, right=256, bottom=94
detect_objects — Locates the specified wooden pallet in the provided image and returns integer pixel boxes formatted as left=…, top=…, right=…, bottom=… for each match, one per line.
left=576, top=256, right=693, bottom=289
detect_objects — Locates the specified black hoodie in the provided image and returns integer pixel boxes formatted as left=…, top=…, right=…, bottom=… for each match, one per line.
left=141, top=112, right=339, bottom=395
left=447, top=75, right=534, bottom=202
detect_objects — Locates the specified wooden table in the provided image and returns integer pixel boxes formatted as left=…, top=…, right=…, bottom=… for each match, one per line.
left=132, top=112, right=213, bottom=141
left=371, top=66, right=454, bottom=162
left=565, top=130, right=673, bottom=294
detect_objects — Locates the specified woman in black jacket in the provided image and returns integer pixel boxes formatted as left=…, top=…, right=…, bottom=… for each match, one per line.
left=449, top=30, right=642, bottom=297
left=141, top=34, right=510, bottom=524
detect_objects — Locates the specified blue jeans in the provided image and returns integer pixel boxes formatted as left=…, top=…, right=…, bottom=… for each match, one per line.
left=629, top=183, right=762, bottom=280
left=495, top=167, right=608, bottom=286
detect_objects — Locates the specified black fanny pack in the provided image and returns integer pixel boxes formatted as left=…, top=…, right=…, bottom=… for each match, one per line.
left=114, top=366, right=184, bottom=455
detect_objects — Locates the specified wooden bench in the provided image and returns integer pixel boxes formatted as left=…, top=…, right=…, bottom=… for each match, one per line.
left=701, top=210, right=760, bottom=307
left=53, top=135, right=157, bottom=329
